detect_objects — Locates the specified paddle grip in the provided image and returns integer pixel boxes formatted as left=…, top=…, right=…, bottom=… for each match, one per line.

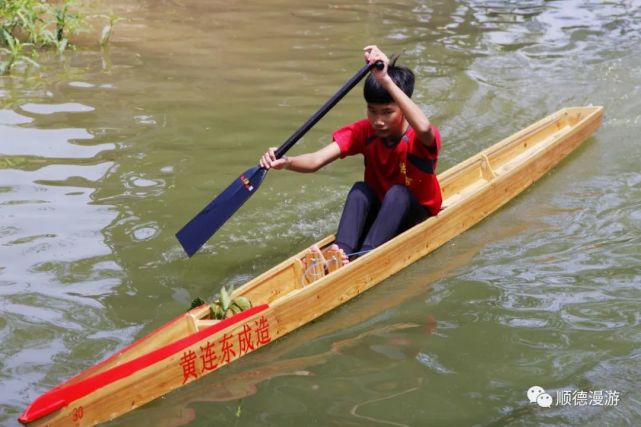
left=274, top=61, right=384, bottom=160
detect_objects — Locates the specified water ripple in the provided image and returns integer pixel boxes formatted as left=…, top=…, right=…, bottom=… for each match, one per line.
left=461, top=169, right=641, bottom=340
left=20, top=102, right=95, bottom=114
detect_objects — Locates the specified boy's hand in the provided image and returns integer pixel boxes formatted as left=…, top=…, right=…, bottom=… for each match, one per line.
left=363, top=45, right=390, bottom=81
left=259, top=147, right=288, bottom=170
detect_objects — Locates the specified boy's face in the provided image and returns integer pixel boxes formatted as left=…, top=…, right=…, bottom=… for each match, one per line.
left=367, top=103, right=406, bottom=139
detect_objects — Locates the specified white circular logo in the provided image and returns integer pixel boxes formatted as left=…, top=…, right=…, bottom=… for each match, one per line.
left=527, top=386, right=545, bottom=403
left=536, top=393, right=553, bottom=408
left=527, top=386, right=553, bottom=407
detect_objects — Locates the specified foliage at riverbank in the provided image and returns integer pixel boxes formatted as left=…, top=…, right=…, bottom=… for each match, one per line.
left=0, top=0, right=117, bottom=74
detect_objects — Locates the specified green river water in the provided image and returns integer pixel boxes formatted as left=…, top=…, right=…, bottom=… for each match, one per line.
left=1, top=1, right=641, bottom=426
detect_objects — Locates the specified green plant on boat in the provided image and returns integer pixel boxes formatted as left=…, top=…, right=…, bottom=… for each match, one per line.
left=211, top=286, right=252, bottom=320
left=189, top=297, right=206, bottom=310
left=189, top=287, right=252, bottom=320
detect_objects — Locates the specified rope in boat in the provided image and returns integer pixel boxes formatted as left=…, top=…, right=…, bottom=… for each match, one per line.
left=300, top=248, right=374, bottom=286
left=346, top=249, right=372, bottom=257
left=301, top=256, right=325, bottom=286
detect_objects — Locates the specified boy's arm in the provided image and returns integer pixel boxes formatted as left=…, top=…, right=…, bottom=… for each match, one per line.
left=259, top=142, right=341, bottom=172
left=364, top=45, right=436, bottom=149
left=382, top=78, right=435, bottom=149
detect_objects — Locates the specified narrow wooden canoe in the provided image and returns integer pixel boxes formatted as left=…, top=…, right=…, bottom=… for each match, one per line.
left=19, top=106, right=603, bottom=426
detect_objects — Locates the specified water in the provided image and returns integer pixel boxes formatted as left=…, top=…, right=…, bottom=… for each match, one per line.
left=1, top=0, right=641, bottom=425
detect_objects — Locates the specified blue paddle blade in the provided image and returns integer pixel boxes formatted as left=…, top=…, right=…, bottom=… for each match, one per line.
left=176, top=166, right=268, bottom=257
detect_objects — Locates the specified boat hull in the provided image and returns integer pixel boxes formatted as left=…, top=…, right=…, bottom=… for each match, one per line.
left=19, top=106, right=603, bottom=426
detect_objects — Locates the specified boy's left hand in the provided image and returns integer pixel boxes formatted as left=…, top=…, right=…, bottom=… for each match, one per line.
left=363, top=45, right=389, bottom=80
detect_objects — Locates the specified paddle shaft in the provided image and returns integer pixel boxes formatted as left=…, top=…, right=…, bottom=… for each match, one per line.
left=175, top=61, right=382, bottom=256
left=274, top=61, right=383, bottom=159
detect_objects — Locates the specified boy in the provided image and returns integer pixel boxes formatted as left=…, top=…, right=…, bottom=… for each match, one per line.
left=260, top=45, right=442, bottom=264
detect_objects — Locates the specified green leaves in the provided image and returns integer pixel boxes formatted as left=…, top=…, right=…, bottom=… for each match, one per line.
left=189, top=297, right=206, bottom=310
left=233, top=296, right=252, bottom=311
left=0, top=28, right=38, bottom=75
left=99, top=23, right=111, bottom=47
left=0, top=0, right=109, bottom=74
left=210, top=302, right=226, bottom=320
left=98, top=13, right=124, bottom=47
left=204, top=286, right=253, bottom=320
left=188, top=287, right=253, bottom=319
left=1, top=1, right=51, bottom=73
left=220, top=286, right=231, bottom=312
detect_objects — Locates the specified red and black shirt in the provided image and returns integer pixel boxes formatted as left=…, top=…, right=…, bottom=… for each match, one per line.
left=333, top=119, right=442, bottom=216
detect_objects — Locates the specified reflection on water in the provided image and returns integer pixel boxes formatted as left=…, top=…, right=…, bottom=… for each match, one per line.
left=2, top=0, right=641, bottom=425
left=0, top=87, right=126, bottom=422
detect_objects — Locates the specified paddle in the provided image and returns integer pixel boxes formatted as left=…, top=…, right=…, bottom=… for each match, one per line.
left=176, top=61, right=383, bottom=257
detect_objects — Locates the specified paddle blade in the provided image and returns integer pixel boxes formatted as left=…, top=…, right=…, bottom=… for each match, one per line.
left=176, top=166, right=268, bottom=257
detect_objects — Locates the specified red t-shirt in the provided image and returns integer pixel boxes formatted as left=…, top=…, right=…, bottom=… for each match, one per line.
left=333, top=119, right=442, bottom=216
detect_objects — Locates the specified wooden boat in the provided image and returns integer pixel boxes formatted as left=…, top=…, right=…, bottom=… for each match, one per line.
left=19, top=106, right=603, bottom=426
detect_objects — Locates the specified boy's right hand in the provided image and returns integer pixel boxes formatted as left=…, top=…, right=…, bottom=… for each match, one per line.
left=364, top=45, right=390, bottom=82
left=259, top=147, right=289, bottom=170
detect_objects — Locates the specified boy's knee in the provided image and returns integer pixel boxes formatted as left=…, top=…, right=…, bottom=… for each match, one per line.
left=348, top=181, right=375, bottom=201
left=384, top=185, right=411, bottom=205
left=350, top=181, right=370, bottom=193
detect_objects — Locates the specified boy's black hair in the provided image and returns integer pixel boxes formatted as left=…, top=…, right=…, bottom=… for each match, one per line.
left=364, top=54, right=414, bottom=104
